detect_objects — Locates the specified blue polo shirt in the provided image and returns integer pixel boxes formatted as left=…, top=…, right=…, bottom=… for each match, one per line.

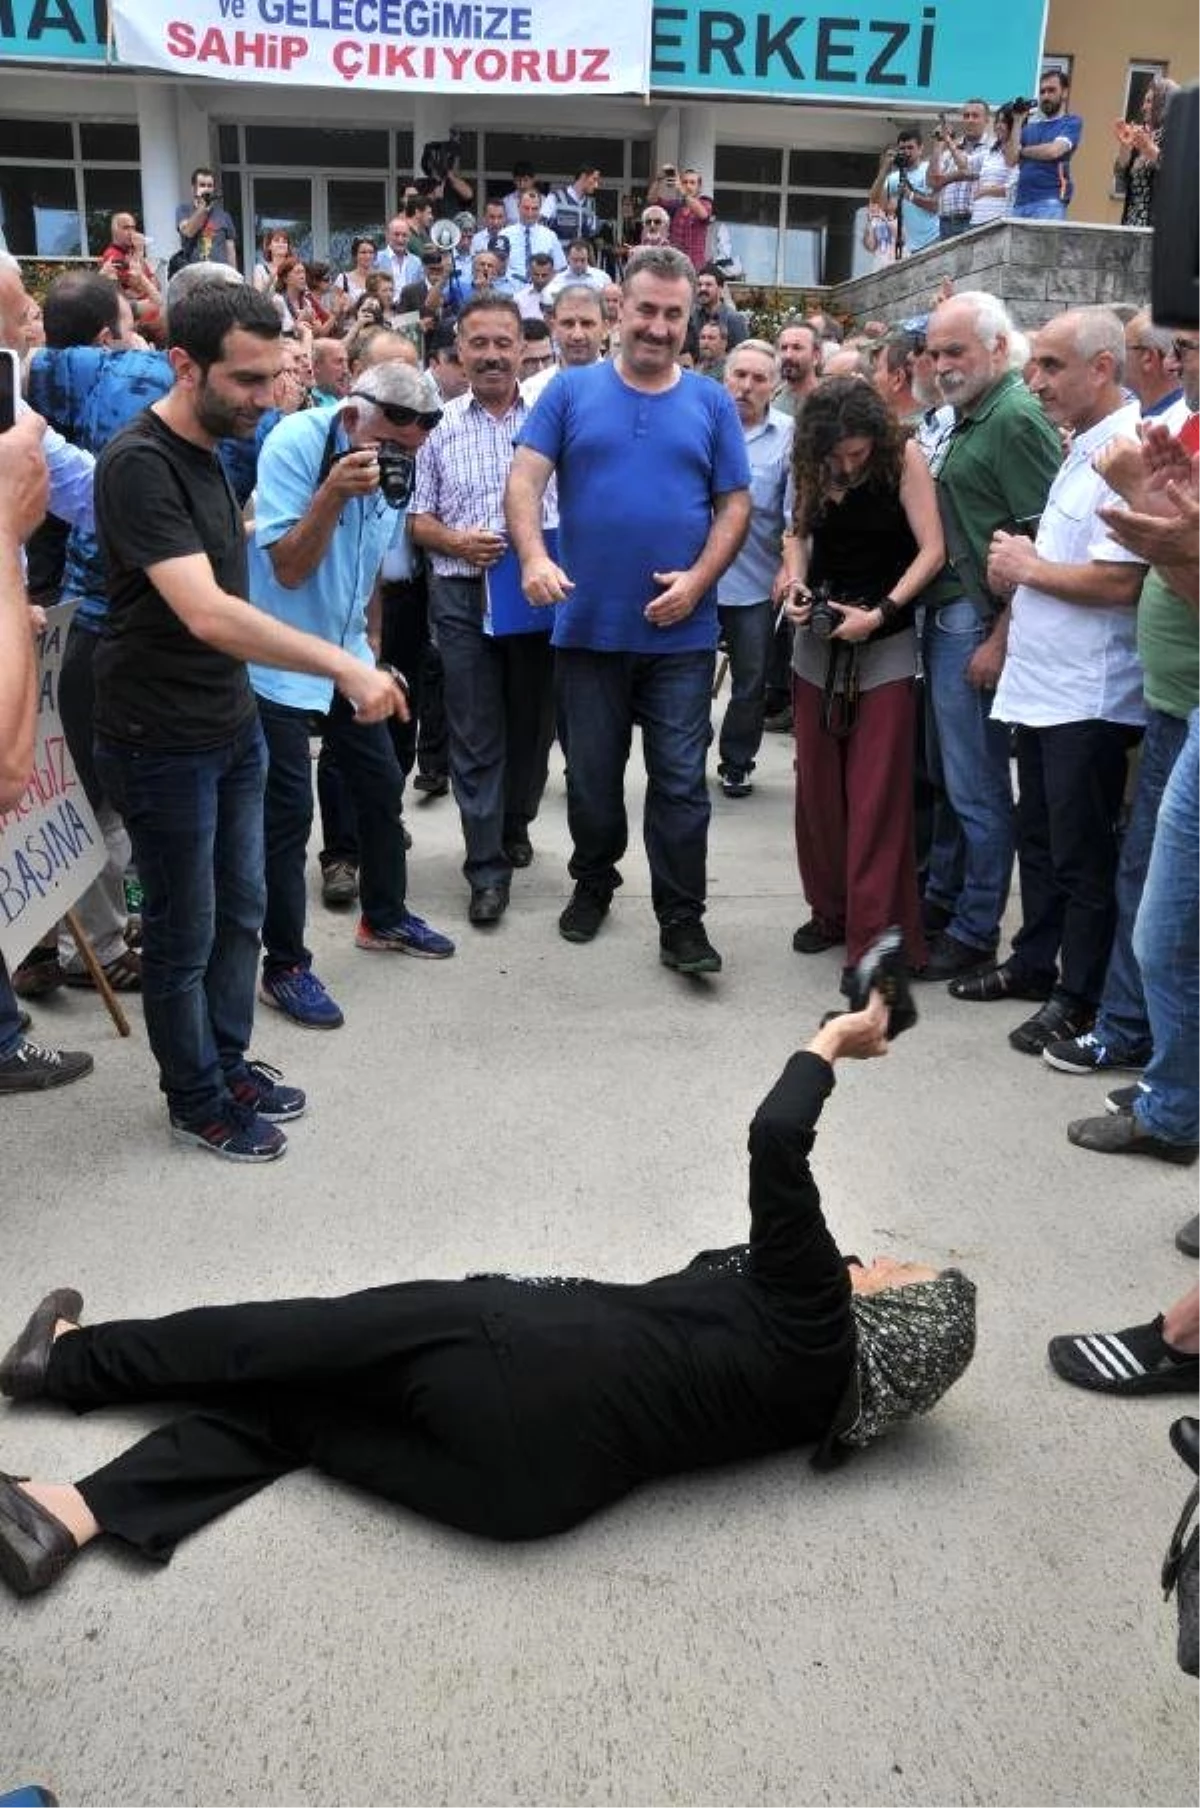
left=1016, top=112, right=1083, bottom=207
left=517, top=361, right=750, bottom=654
left=248, top=405, right=402, bottom=711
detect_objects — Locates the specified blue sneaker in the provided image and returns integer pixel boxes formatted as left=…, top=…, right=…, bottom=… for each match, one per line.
left=170, top=1101, right=286, bottom=1163
left=355, top=911, right=455, bottom=959
left=228, top=1060, right=307, bottom=1122
left=259, top=965, right=344, bottom=1029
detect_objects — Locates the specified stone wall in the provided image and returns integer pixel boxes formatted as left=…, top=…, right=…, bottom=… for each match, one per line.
left=824, top=218, right=1154, bottom=330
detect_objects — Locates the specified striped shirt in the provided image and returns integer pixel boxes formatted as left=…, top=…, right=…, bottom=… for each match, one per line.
left=933, top=143, right=983, bottom=218
left=412, top=388, right=529, bottom=577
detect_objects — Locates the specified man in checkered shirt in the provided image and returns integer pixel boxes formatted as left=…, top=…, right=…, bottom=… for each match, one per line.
left=929, top=102, right=990, bottom=240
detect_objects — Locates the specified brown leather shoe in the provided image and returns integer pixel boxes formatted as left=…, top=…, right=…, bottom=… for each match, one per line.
left=0, top=1475, right=78, bottom=1595
left=0, top=1289, right=82, bottom=1401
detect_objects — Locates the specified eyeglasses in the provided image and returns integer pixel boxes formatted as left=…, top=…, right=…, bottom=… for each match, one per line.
left=349, top=393, right=444, bottom=430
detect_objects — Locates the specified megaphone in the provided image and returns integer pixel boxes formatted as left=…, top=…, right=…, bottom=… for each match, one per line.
left=430, top=218, right=459, bottom=251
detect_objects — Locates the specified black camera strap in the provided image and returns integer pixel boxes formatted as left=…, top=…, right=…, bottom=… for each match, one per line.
left=820, top=643, right=860, bottom=739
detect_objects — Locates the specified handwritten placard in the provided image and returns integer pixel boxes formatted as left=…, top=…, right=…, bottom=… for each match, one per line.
left=0, top=604, right=106, bottom=969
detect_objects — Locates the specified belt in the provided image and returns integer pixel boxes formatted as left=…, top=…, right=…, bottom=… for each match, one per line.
left=943, top=211, right=972, bottom=221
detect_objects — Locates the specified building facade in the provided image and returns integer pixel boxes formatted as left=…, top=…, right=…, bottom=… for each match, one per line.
left=0, top=2, right=1194, bottom=288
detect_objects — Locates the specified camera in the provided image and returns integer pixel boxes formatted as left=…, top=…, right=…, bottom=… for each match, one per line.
left=821, top=928, right=918, bottom=1040
left=891, top=145, right=915, bottom=172
left=1008, top=97, right=1033, bottom=114
left=661, top=164, right=677, bottom=179
left=420, top=132, right=462, bottom=183
left=376, top=443, right=417, bottom=510
left=807, top=582, right=841, bottom=641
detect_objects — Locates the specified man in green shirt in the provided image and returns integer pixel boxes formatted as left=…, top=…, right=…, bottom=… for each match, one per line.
left=916, top=292, right=1063, bottom=981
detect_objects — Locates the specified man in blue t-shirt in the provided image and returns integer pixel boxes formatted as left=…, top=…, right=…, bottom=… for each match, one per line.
left=506, top=246, right=751, bottom=977
left=1011, top=70, right=1083, bottom=220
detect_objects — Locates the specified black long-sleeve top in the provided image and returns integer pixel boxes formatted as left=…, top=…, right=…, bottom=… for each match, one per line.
left=468, top=1051, right=856, bottom=1531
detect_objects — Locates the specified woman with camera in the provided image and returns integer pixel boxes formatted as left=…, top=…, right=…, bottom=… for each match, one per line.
left=784, top=378, right=944, bottom=983
left=970, top=109, right=1019, bottom=227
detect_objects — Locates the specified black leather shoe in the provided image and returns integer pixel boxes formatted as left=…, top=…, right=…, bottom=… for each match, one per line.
left=1171, top=1416, right=1199, bottom=1475
left=0, top=1290, right=82, bottom=1402
left=0, top=1475, right=78, bottom=1595
left=914, top=930, right=994, bottom=983
left=468, top=885, right=508, bottom=927
left=1009, top=998, right=1093, bottom=1056
left=503, top=834, right=533, bottom=869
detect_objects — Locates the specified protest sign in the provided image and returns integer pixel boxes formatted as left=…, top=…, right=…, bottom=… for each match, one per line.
left=0, top=604, right=106, bottom=971
left=111, top=0, right=653, bottom=94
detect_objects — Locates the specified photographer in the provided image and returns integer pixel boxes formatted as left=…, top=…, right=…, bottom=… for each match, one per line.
left=783, top=378, right=944, bottom=982
left=417, top=132, right=473, bottom=215
left=929, top=102, right=990, bottom=239
left=248, top=361, right=455, bottom=1031
left=868, top=130, right=939, bottom=258
left=647, top=164, right=714, bottom=268
left=1006, top=69, right=1083, bottom=220
left=0, top=989, right=978, bottom=1598
left=173, top=167, right=238, bottom=272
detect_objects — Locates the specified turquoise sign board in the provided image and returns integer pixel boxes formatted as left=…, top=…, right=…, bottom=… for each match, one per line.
left=0, top=0, right=108, bottom=61
left=650, top=1, right=1048, bottom=104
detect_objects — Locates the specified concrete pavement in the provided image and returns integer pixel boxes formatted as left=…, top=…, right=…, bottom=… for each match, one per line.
left=1, top=720, right=1195, bottom=1806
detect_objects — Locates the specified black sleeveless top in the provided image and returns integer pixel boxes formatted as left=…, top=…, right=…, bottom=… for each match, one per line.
left=808, top=477, right=917, bottom=644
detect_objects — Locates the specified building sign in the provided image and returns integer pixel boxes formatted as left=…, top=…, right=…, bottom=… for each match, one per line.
left=0, top=0, right=109, bottom=60
left=110, top=0, right=653, bottom=92
left=650, top=1, right=1048, bottom=104
left=0, top=606, right=105, bottom=970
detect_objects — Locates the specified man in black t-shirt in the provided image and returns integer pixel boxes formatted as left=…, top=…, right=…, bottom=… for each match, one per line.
left=92, top=283, right=406, bottom=1163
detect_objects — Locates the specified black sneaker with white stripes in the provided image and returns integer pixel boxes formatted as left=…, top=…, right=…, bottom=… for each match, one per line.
left=1047, top=1315, right=1199, bottom=1395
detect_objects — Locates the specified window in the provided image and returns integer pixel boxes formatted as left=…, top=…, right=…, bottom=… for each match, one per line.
left=1122, top=59, right=1169, bottom=123
left=714, top=143, right=880, bottom=286
left=0, top=120, right=141, bottom=258
left=245, top=126, right=390, bottom=169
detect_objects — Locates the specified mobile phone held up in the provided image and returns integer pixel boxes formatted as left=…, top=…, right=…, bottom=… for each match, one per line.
left=0, top=346, right=19, bottom=433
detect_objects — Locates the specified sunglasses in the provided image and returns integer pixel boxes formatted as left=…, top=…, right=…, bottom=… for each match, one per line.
left=349, top=394, right=443, bottom=430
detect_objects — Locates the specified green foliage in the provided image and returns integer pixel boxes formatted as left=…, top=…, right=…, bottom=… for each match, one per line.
left=731, top=285, right=851, bottom=341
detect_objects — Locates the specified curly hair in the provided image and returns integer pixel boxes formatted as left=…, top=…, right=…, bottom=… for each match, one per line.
left=791, top=376, right=905, bottom=532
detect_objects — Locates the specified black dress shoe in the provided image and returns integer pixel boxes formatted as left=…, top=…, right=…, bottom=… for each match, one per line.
left=0, top=1289, right=82, bottom=1401
left=0, top=1475, right=78, bottom=1596
left=1010, top=998, right=1094, bottom=1056
left=503, top=833, right=533, bottom=869
left=468, top=885, right=508, bottom=927
left=914, top=930, right=994, bottom=982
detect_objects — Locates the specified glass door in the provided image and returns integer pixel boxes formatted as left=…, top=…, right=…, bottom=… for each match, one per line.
left=250, top=176, right=314, bottom=269
left=326, top=178, right=389, bottom=269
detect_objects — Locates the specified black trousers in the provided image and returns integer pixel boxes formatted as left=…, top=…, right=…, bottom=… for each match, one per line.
left=1010, top=719, right=1142, bottom=1005
left=54, top=1286, right=559, bottom=1560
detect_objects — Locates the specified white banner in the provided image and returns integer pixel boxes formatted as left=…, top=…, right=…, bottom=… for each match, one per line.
left=111, top=0, right=653, bottom=94
left=0, top=605, right=106, bottom=970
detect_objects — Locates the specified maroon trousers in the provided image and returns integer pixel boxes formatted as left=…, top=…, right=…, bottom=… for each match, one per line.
left=792, top=673, right=927, bottom=968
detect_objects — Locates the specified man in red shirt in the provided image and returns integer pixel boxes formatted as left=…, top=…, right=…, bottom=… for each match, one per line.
left=647, top=165, right=714, bottom=269
left=99, top=213, right=162, bottom=342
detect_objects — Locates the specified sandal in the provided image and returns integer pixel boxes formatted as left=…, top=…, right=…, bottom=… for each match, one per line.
left=947, top=959, right=1054, bottom=1003
left=64, top=947, right=142, bottom=993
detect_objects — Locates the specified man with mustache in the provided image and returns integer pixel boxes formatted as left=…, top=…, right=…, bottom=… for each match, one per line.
left=409, top=296, right=556, bottom=926
left=913, top=291, right=1063, bottom=985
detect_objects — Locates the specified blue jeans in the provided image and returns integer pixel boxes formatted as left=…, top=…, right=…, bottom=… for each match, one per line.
left=0, top=960, right=23, bottom=1059
left=556, top=647, right=714, bottom=924
left=428, top=575, right=556, bottom=889
left=1092, top=707, right=1188, bottom=1056
left=923, top=600, right=1015, bottom=951
left=257, top=692, right=407, bottom=973
left=1133, top=708, right=1198, bottom=1144
left=1014, top=198, right=1068, bottom=221
left=717, top=600, right=774, bottom=774
left=94, top=719, right=267, bottom=1124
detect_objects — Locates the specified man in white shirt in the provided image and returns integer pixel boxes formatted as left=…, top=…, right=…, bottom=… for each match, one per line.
left=543, top=240, right=610, bottom=305
left=470, top=200, right=509, bottom=256
left=374, top=215, right=422, bottom=294
left=513, top=253, right=557, bottom=323
left=983, top=307, right=1147, bottom=1057
left=502, top=191, right=566, bottom=283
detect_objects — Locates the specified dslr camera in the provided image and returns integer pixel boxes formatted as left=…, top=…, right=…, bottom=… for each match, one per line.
left=376, top=444, right=416, bottom=510
left=891, top=143, right=916, bottom=172
left=421, top=132, right=462, bottom=183
left=807, top=581, right=841, bottom=641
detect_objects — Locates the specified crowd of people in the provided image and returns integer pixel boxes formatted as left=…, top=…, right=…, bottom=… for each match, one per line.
left=0, top=134, right=1193, bottom=1667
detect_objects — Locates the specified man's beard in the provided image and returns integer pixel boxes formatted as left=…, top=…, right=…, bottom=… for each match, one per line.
left=195, top=375, right=260, bottom=440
